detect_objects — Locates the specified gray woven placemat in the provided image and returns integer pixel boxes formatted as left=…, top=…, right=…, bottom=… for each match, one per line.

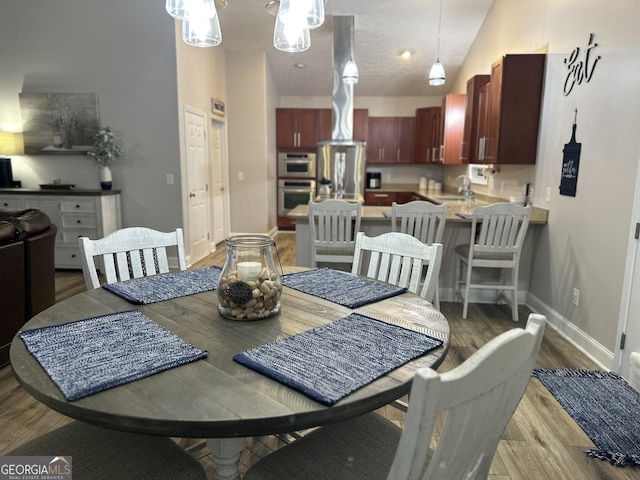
left=234, top=313, right=442, bottom=405
left=282, top=268, right=407, bottom=308
left=103, top=266, right=221, bottom=304
left=20, top=310, right=208, bottom=401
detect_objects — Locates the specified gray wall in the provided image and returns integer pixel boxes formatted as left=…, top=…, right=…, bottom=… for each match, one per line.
left=0, top=0, right=183, bottom=233
left=452, top=0, right=640, bottom=366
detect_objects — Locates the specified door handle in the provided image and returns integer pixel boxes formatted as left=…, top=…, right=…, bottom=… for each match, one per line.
left=189, top=192, right=196, bottom=198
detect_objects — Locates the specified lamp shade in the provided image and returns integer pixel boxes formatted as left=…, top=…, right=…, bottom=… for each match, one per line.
left=429, top=60, right=446, bottom=86
left=0, top=132, right=24, bottom=156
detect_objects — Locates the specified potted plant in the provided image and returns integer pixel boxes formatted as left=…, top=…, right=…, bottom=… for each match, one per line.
left=87, top=127, right=121, bottom=190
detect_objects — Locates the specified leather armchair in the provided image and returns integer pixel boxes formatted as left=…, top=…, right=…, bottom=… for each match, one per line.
left=0, top=209, right=56, bottom=367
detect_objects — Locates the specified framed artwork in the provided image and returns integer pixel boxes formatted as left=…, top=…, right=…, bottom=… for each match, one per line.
left=212, top=97, right=225, bottom=117
left=19, top=92, right=100, bottom=155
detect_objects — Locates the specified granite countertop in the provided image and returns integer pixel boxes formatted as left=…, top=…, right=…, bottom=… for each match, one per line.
left=290, top=184, right=549, bottom=225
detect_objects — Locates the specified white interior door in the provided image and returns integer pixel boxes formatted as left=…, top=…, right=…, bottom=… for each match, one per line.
left=185, top=107, right=211, bottom=263
left=210, top=118, right=229, bottom=244
left=615, top=155, right=640, bottom=378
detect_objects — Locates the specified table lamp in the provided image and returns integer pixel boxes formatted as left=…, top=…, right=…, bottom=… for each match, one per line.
left=0, top=132, right=24, bottom=188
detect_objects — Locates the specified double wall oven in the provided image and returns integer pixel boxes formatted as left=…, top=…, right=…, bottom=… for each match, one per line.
left=277, top=152, right=316, bottom=229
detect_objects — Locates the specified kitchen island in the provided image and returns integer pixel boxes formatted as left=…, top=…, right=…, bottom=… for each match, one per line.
left=288, top=192, right=548, bottom=305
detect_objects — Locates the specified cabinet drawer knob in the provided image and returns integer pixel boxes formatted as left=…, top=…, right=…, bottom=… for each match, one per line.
left=77, top=220, right=82, bottom=224
left=76, top=204, right=81, bottom=208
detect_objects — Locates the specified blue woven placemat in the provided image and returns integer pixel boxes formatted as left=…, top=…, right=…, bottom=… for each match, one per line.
left=281, top=268, right=407, bottom=308
left=103, top=266, right=221, bottom=304
left=20, top=310, right=208, bottom=401
left=233, top=313, right=443, bottom=405
left=533, top=368, right=640, bottom=467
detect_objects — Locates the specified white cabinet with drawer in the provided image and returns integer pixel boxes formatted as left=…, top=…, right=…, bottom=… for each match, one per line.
left=0, top=191, right=121, bottom=269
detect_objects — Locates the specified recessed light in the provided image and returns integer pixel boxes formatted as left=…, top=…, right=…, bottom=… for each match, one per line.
left=294, top=63, right=305, bottom=69
left=400, top=50, right=413, bottom=60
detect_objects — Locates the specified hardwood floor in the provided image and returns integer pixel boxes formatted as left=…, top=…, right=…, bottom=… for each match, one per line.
left=1, top=230, right=637, bottom=479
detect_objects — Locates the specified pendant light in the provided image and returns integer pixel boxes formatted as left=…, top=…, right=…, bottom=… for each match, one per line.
left=166, top=0, right=189, bottom=20
left=429, top=0, right=446, bottom=86
left=182, top=0, right=222, bottom=47
left=341, top=1, right=358, bottom=84
left=273, top=0, right=310, bottom=52
left=306, top=0, right=325, bottom=29
left=343, top=59, right=359, bottom=85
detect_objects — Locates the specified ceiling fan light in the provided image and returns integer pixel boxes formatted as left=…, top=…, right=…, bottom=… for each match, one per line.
left=343, top=60, right=359, bottom=85
left=429, top=60, right=446, bottom=86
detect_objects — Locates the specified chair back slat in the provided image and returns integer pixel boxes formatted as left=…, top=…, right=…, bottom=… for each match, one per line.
left=308, top=200, right=362, bottom=267
left=392, top=200, right=447, bottom=245
left=78, top=227, right=187, bottom=290
left=352, top=231, right=443, bottom=303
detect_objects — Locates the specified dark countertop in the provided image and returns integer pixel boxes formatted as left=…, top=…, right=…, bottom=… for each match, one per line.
left=0, top=188, right=121, bottom=196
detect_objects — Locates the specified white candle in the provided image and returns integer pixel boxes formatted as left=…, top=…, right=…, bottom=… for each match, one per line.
left=237, top=261, right=262, bottom=281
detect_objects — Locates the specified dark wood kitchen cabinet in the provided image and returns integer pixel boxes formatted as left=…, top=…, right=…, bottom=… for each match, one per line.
left=414, top=107, right=442, bottom=164
left=276, top=109, right=318, bottom=149
left=462, top=75, right=490, bottom=164
left=478, top=54, right=545, bottom=165
left=317, top=108, right=369, bottom=142
left=440, top=94, right=466, bottom=165
left=367, top=117, right=415, bottom=164
left=365, top=191, right=396, bottom=206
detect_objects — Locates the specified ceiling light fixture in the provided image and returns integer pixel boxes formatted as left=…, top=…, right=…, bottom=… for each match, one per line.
left=181, top=0, right=222, bottom=47
left=342, top=2, right=358, bottom=85
left=401, top=50, right=413, bottom=60
left=429, top=0, right=446, bottom=86
left=273, top=0, right=310, bottom=52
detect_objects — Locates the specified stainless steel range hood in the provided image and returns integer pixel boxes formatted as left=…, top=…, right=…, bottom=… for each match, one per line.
left=316, top=16, right=365, bottom=202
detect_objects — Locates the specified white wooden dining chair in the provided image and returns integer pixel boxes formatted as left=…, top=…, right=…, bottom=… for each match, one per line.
left=78, top=226, right=187, bottom=290
left=244, top=313, right=546, bottom=480
left=6, top=421, right=206, bottom=480
left=351, top=231, right=443, bottom=305
left=455, top=203, right=531, bottom=322
left=308, top=200, right=362, bottom=269
left=391, top=200, right=448, bottom=308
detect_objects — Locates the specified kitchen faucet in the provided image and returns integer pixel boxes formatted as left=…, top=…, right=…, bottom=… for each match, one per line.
left=457, top=175, right=475, bottom=206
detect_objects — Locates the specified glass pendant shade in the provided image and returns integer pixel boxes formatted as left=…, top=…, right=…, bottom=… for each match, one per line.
left=182, top=1, right=221, bottom=47
left=273, top=0, right=310, bottom=52
left=429, top=60, right=446, bottom=86
left=343, top=60, right=359, bottom=85
left=166, top=0, right=189, bottom=20
left=306, top=0, right=325, bottom=29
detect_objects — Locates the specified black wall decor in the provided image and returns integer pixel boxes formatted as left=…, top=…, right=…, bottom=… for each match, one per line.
left=560, top=110, right=582, bottom=197
left=563, top=32, right=601, bottom=96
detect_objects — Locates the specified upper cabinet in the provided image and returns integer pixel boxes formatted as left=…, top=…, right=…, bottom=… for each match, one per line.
left=440, top=94, right=466, bottom=165
left=317, top=108, right=369, bottom=142
left=276, top=109, right=318, bottom=149
left=462, top=75, right=490, bottom=164
left=367, top=117, right=415, bottom=164
left=477, top=54, right=546, bottom=164
left=414, top=107, right=442, bottom=164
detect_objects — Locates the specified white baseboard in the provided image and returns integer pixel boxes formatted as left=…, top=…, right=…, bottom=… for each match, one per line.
left=526, top=292, right=612, bottom=370
left=439, top=287, right=613, bottom=370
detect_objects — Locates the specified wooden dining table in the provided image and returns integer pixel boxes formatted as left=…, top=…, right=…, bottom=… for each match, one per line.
left=9, top=266, right=450, bottom=480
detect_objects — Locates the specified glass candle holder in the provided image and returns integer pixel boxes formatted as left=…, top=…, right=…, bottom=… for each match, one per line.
left=217, top=235, right=282, bottom=320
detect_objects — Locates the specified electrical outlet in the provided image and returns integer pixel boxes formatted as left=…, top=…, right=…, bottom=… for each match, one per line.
left=166, top=174, right=174, bottom=185
left=572, top=288, right=580, bottom=306
left=545, top=187, right=551, bottom=202
left=238, top=171, right=244, bottom=181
